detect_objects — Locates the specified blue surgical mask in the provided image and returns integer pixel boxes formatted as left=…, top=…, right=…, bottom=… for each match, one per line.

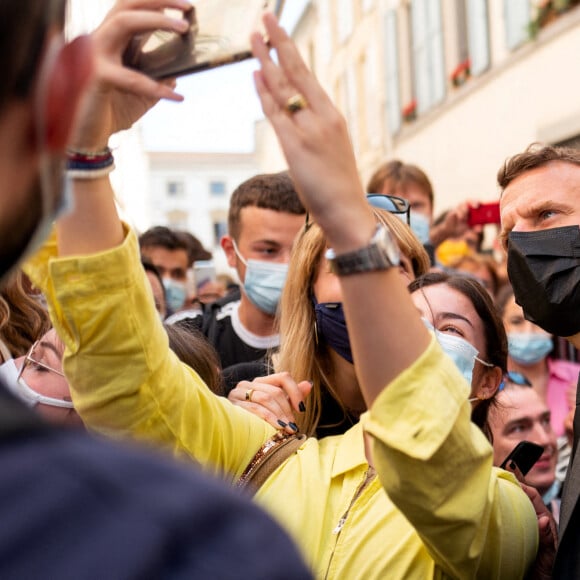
left=423, top=318, right=493, bottom=387
left=314, top=300, right=352, bottom=364
left=410, top=211, right=431, bottom=245
left=508, top=332, right=553, bottom=366
left=234, top=242, right=288, bottom=315
left=163, top=278, right=187, bottom=313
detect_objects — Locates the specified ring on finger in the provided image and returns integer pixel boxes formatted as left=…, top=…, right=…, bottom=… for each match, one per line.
left=245, top=388, right=255, bottom=402
left=285, top=93, right=308, bottom=114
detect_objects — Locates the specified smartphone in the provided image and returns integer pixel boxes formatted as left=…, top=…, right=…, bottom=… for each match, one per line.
left=193, top=260, right=217, bottom=294
left=122, top=0, right=286, bottom=79
left=499, top=441, right=544, bottom=476
left=467, top=202, right=501, bottom=227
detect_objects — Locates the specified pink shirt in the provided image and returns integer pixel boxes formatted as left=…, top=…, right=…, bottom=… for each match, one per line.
left=547, top=358, right=580, bottom=437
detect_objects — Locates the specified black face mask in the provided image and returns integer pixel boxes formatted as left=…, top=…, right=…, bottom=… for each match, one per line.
left=507, top=226, right=580, bottom=337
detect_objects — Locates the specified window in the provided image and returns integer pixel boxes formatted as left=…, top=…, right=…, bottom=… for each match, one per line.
left=466, top=0, right=490, bottom=75
left=505, top=0, right=530, bottom=50
left=410, top=0, right=445, bottom=114
left=344, top=63, right=359, bottom=152
left=213, top=220, right=228, bottom=245
left=209, top=180, right=226, bottom=196
left=166, top=179, right=185, bottom=197
left=456, top=0, right=490, bottom=76
left=384, top=10, right=401, bottom=135
left=364, top=47, right=381, bottom=147
left=337, top=0, right=354, bottom=42
left=166, top=210, right=188, bottom=230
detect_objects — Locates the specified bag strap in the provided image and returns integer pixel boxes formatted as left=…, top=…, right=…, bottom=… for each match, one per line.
left=236, top=432, right=307, bottom=497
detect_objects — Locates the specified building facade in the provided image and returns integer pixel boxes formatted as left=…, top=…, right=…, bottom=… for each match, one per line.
left=147, top=151, right=260, bottom=270
left=259, top=0, right=580, bottom=215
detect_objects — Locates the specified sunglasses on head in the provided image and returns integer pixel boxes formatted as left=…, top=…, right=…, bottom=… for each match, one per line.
left=498, top=371, right=532, bottom=391
left=304, top=193, right=411, bottom=231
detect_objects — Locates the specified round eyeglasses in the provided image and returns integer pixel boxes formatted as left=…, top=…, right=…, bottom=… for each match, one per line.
left=16, top=340, right=73, bottom=408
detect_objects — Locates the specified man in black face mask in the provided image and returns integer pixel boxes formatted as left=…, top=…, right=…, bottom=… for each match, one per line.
left=499, top=143, right=580, bottom=579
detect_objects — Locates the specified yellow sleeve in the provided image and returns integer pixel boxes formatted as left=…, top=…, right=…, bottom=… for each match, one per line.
left=25, top=226, right=275, bottom=480
left=362, top=337, right=538, bottom=579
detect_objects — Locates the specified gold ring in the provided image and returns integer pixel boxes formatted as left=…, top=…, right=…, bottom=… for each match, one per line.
left=245, top=388, right=255, bottom=402
left=285, top=93, right=308, bottom=114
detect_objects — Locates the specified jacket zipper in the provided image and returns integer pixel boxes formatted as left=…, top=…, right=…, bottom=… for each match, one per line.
left=324, top=467, right=376, bottom=579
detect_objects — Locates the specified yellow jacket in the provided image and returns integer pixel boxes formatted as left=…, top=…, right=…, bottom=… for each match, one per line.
left=26, top=227, right=537, bottom=579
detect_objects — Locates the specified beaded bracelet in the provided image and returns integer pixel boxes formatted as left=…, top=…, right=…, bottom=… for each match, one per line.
left=66, top=146, right=115, bottom=179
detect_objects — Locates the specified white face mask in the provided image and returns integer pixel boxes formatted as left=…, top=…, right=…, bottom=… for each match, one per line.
left=0, top=358, right=73, bottom=409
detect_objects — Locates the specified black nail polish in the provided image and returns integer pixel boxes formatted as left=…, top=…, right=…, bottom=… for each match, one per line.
left=277, top=420, right=288, bottom=428
left=289, top=422, right=299, bottom=432
left=509, top=461, right=516, bottom=470
left=299, top=402, right=306, bottom=413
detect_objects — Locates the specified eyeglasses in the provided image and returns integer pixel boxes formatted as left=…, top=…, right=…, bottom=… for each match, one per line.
left=498, top=371, right=532, bottom=391
left=304, top=193, right=411, bottom=231
left=366, top=194, right=411, bottom=225
left=16, top=340, right=73, bottom=408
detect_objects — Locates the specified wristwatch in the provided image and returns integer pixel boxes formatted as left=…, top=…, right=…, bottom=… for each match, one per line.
left=325, top=224, right=400, bottom=276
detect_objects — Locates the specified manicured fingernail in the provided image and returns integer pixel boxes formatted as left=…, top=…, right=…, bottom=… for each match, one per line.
left=299, top=402, right=306, bottom=413
left=509, top=461, right=516, bottom=470
left=277, top=420, right=288, bottom=428
left=289, top=422, right=299, bottom=432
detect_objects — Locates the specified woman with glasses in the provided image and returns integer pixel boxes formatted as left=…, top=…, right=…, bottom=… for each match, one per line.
left=0, top=328, right=82, bottom=427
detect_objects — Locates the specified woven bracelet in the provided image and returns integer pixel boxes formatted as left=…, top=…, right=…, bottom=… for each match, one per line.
left=66, top=146, right=115, bottom=179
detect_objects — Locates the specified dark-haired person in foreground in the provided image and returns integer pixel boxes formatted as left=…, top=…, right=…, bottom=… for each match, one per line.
left=0, top=1, right=311, bottom=577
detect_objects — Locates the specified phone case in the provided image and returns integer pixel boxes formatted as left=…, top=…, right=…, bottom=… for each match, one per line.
left=499, top=441, right=544, bottom=476
left=122, top=0, right=285, bottom=79
left=467, top=202, right=500, bottom=227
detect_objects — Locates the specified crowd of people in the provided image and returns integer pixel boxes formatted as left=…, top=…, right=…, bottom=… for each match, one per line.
left=1, top=0, right=580, bottom=578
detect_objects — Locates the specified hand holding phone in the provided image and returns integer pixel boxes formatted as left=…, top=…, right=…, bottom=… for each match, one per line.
left=500, top=441, right=544, bottom=476
left=122, top=0, right=286, bottom=79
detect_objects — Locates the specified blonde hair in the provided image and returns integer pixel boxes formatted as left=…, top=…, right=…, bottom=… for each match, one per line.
left=274, top=209, right=429, bottom=435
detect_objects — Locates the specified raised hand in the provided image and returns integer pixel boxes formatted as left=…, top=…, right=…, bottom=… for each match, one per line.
left=251, top=13, right=375, bottom=253
left=70, top=0, right=191, bottom=150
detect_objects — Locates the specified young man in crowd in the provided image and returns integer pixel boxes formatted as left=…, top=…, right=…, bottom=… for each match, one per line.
left=174, top=171, right=305, bottom=368
left=0, top=1, right=311, bottom=577
left=139, top=225, right=210, bottom=314
left=499, top=143, right=580, bottom=578
left=367, top=159, right=472, bottom=265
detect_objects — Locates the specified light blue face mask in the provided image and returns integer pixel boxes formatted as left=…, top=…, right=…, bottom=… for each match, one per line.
left=508, top=332, right=553, bottom=366
left=423, top=318, right=493, bottom=388
left=163, top=278, right=187, bottom=313
left=409, top=211, right=431, bottom=245
left=233, top=242, right=288, bottom=315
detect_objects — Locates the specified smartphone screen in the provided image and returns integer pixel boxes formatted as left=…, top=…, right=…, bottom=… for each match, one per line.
left=122, top=0, right=286, bottom=79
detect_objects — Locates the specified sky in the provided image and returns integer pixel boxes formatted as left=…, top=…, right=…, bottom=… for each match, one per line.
left=141, top=0, right=309, bottom=153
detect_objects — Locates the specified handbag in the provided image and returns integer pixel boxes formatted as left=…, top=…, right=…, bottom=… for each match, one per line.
left=236, top=431, right=307, bottom=497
